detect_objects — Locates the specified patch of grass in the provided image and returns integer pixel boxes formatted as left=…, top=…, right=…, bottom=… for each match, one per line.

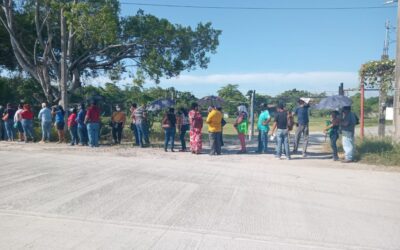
left=356, top=137, right=400, bottom=167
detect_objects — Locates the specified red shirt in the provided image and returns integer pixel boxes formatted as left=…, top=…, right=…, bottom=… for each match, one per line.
left=86, top=106, right=100, bottom=123
left=68, top=113, right=77, bottom=127
left=21, top=110, right=34, bottom=120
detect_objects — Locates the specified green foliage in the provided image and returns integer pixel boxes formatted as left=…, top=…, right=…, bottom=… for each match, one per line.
left=356, top=137, right=400, bottom=166
left=360, top=59, right=395, bottom=91
left=275, top=89, right=324, bottom=111
left=350, top=93, right=379, bottom=116
left=217, top=84, right=247, bottom=115
left=0, top=77, right=46, bottom=105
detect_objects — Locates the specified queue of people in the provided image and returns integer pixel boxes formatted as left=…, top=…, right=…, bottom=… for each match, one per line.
left=0, top=99, right=358, bottom=163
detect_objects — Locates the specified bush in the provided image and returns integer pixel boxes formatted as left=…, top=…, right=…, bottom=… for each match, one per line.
left=356, top=137, right=400, bottom=166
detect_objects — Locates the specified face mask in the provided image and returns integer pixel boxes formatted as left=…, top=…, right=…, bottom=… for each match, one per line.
left=116, top=108, right=121, bottom=111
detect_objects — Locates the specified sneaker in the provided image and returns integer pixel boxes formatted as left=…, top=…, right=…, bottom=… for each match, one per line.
left=302, top=153, right=307, bottom=158
left=39, top=140, right=45, bottom=144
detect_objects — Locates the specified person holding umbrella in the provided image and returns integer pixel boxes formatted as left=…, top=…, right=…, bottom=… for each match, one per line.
left=324, top=111, right=340, bottom=161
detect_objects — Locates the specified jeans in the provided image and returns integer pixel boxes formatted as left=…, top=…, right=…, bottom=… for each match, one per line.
left=293, top=124, right=309, bottom=154
left=4, top=120, right=14, bottom=141
left=329, top=132, right=339, bottom=160
left=136, top=122, right=149, bottom=146
left=130, top=123, right=139, bottom=145
left=276, top=129, right=290, bottom=159
left=112, top=122, right=123, bottom=144
left=179, top=124, right=189, bottom=150
left=164, top=127, right=176, bottom=150
left=21, top=119, right=34, bottom=141
left=257, top=130, right=269, bottom=153
left=69, top=125, right=78, bottom=145
left=342, top=130, right=355, bottom=161
left=41, top=121, right=52, bottom=141
left=209, top=132, right=222, bottom=155
left=87, top=122, right=100, bottom=147
left=78, top=124, right=88, bottom=145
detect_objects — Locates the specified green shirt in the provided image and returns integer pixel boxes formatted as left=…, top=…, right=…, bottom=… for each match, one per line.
left=257, top=110, right=271, bottom=132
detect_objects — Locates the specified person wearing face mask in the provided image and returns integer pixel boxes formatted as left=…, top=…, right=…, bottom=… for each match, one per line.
left=111, top=104, right=126, bottom=144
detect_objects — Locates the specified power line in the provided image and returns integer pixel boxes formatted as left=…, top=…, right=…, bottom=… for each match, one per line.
left=119, top=2, right=396, bottom=11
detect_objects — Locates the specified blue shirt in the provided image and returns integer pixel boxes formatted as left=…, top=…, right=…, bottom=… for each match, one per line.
left=55, top=109, right=65, bottom=123
left=76, top=109, right=86, bottom=126
left=38, top=108, right=52, bottom=122
left=257, top=110, right=271, bottom=132
left=295, top=105, right=309, bottom=125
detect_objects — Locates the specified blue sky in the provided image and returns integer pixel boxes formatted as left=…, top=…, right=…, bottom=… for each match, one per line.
left=109, top=0, right=398, bottom=97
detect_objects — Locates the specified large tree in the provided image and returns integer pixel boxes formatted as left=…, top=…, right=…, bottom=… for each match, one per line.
left=0, top=0, right=221, bottom=109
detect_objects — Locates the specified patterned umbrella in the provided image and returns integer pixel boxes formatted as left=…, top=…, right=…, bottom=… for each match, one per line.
left=314, top=95, right=352, bottom=110
left=198, top=95, right=225, bottom=107
left=146, top=98, right=175, bottom=112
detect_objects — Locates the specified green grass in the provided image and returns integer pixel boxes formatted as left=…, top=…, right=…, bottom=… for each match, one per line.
left=355, top=137, right=400, bottom=167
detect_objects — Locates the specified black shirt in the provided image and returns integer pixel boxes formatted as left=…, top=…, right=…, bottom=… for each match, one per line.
left=167, top=113, right=176, bottom=127
left=274, top=111, right=288, bottom=129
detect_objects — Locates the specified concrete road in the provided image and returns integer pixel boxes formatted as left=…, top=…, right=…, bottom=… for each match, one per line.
left=0, top=142, right=399, bottom=250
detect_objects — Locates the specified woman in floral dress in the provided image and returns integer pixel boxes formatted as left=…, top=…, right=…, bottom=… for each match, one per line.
left=188, top=103, right=203, bottom=154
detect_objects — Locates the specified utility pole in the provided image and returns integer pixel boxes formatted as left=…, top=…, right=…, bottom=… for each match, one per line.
left=394, top=0, right=400, bottom=140
left=338, top=82, right=344, bottom=96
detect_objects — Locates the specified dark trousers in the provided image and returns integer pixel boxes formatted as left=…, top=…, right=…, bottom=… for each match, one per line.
left=69, top=126, right=78, bottom=145
left=112, top=122, right=123, bottom=144
left=164, top=127, right=176, bottom=150
left=131, top=123, right=139, bottom=145
left=209, top=132, right=222, bottom=155
left=330, top=132, right=339, bottom=160
left=180, top=125, right=189, bottom=150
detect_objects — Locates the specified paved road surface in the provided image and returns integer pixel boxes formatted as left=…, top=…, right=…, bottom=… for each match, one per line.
left=0, top=141, right=399, bottom=249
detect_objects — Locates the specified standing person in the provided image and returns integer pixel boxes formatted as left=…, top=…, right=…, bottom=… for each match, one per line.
left=2, top=103, right=16, bottom=141
left=206, top=106, right=222, bottom=155
left=38, top=103, right=52, bottom=143
left=188, top=103, right=203, bottom=154
left=130, top=103, right=140, bottom=146
left=233, top=105, right=248, bottom=154
left=270, top=103, right=291, bottom=160
left=21, top=104, right=35, bottom=143
left=341, top=106, right=357, bottom=163
left=52, top=105, right=65, bottom=143
left=162, top=108, right=177, bottom=152
left=68, top=108, right=78, bottom=146
left=14, top=104, right=25, bottom=142
left=85, top=100, right=101, bottom=147
left=177, top=107, right=190, bottom=152
left=133, top=105, right=149, bottom=147
left=0, top=105, right=5, bottom=140
left=324, top=111, right=340, bottom=161
left=111, top=104, right=126, bottom=144
left=216, top=107, right=226, bottom=147
left=293, top=99, right=310, bottom=157
left=256, top=103, right=271, bottom=154
left=76, top=103, right=88, bottom=146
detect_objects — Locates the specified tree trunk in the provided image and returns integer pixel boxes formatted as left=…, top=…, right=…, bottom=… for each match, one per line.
left=378, top=88, right=387, bottom=138
left=60, top=8, right=68, bottom=110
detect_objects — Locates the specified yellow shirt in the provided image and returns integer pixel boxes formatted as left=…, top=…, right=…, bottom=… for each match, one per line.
left=206, top=109, right=222, bottom=132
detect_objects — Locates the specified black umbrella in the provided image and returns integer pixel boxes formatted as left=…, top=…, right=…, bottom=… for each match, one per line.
left=314, top=95, right=352, bottom=110
left=147, top=98, right=175, bottom=112
left=198, top=95, right=225, bottom=107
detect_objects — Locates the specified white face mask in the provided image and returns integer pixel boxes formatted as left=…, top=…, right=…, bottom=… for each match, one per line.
left=116, top=108, right=121, bottom=111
